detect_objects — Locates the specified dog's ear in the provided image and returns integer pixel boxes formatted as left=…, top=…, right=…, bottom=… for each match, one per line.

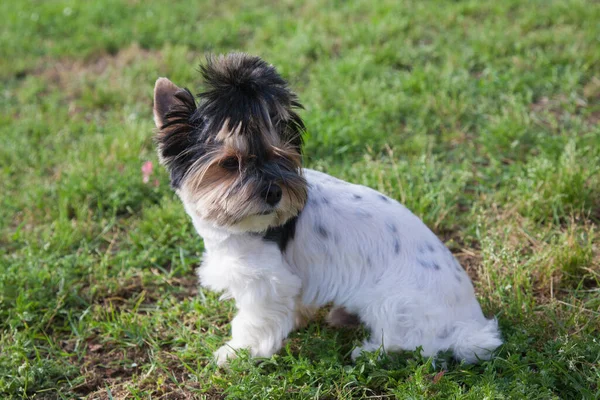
left=153, top=78, right=197, bottom=166
left=153, top=77, right=195, bottom=129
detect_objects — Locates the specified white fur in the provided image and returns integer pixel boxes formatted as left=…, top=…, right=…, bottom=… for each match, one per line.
left=185, top=169, right=502, bottom=365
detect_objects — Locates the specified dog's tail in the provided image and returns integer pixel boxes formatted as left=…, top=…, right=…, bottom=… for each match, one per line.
left=451, top=318, right=503, bottom=363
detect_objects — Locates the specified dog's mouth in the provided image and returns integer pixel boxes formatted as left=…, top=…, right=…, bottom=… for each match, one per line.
left=257, top=209, right=275, bottom=216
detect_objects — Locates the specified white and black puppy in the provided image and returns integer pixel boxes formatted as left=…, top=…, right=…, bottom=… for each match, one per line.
left=152, top=53, right=502, bottom=366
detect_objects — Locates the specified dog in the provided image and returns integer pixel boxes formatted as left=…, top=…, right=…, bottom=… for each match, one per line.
left=152, top=53, right=502, bottom=365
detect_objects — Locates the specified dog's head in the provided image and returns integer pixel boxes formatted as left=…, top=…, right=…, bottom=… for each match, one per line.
left=153, top=53, right=307, bottom=232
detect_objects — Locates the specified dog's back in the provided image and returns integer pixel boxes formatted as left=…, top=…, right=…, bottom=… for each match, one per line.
left=285, top=169, right=502, bottom=362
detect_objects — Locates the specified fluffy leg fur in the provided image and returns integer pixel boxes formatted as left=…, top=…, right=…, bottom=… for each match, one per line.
left=214, top=297, right=298, bottom=365
left=198, top=237, right=302, bottom=366
left=449, top=319, right=503, bottom=363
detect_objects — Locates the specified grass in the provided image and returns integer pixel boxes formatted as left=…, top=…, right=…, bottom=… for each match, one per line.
left=1, top=0, right=599, bottom=398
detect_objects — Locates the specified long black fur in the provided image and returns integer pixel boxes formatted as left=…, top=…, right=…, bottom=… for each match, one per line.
left=158, top=88, right=200, bottom=188
left=156, top=53, right=305, bottom=189
left=263, top=215, right=299, bottom=251
left=198, top=53, right=305, bottom=153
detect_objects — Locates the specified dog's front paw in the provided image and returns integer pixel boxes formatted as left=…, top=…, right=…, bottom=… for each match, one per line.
left=214, top=344, right=238, bottom=366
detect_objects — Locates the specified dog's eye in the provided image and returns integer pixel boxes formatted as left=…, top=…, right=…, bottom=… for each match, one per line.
left=220, top=156, right=239, bottom=170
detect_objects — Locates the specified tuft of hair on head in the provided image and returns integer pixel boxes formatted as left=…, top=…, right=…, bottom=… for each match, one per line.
left=197, top=53, right=305, bottom=151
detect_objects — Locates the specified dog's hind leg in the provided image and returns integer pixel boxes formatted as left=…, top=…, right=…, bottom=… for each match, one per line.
left=327, top=306, right=361, bottom=328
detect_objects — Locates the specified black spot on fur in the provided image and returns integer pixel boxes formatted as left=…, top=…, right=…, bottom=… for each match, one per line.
left=307, top=194, right=319, bottom=206
left=453, top=259, right=463, bottom=272
left=379, top=194, right=389, bottom=202
left=394, top=239, right=401, bottom=254
left=322, top=196, right=330, bottom=205
left=353, top=194, right=362, bottom=200
left=418, top=258, right=440, bottom=270
left=366, top=256, right=372, bottom=267
left=454, top=273, right=462, bottom=282
left=386, top=222, right=397, bottom=233
left=263, top=215, right=298, bottom=251
left=316, top=224, right=329, bottom=239
left=324, top=177, right=346, bottom=186
left=426, top=242, right=435, bottom=252
left=440, top=245, right=465, bottom=272
left=356, top=210, right=372, bottom=218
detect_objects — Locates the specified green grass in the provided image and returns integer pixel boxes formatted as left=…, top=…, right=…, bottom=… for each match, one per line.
left=1, top=0, right=599, bottom=398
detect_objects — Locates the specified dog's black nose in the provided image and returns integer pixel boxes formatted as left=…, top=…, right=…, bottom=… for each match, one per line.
left=263, top=184, right=282, bottom=206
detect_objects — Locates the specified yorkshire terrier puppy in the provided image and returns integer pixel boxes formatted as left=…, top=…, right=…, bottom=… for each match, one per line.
left=152, top=53, right=502, bottom=365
